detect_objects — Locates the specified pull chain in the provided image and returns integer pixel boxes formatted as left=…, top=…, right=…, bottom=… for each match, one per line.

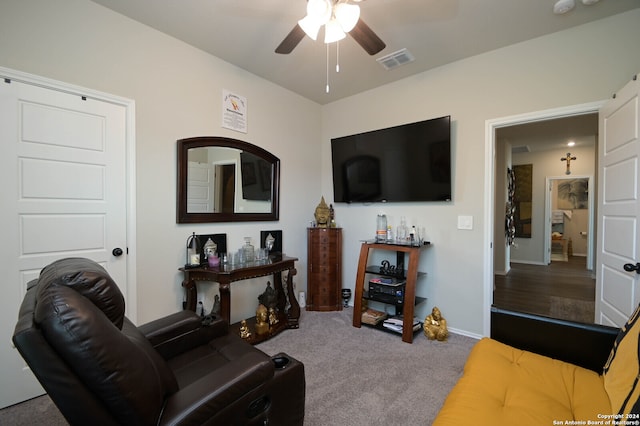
left=336, top=41, right=340, bottom=73
left=326, top=43, right=330, bottom=93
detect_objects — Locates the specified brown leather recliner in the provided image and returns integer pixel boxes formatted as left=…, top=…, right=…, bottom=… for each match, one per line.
left=12, top=258, right=305, bottom=425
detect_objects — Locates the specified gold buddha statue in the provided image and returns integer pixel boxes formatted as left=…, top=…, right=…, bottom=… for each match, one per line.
left=424, top=306, right=448, bottom=341
left=255, top=304, right=269, bottom=335
left=268, top=307, right=279, bottom=326
left=239, top=319, right=252, bottom=339
left=314, top=196, right=330, bottom=228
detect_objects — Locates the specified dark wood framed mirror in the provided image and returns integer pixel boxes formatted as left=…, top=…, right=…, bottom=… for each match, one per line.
left=177, top=136, right=280, bottom=223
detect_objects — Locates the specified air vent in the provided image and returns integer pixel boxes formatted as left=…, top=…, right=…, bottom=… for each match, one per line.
left=512, top=145, right=531, bottom=154
left=376, top=48, right=415, bottom=70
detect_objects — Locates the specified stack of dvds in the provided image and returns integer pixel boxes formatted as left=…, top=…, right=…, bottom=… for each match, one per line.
left=382, top=316, right=421, bottom=334
left=361, top=308, right=387, bottom=325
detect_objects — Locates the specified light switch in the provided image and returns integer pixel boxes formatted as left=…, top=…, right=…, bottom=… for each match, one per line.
left=457, top=215, right=473, bottom=230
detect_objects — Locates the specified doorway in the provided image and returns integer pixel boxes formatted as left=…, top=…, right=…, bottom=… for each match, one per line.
left=544, top=175, right=594, bottom=269
left=484, top=102, right=603, bottom=333
left=216, top=163, right=236, bottom=213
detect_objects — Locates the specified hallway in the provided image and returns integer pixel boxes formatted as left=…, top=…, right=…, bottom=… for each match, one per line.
left=493, top=256, right=595, bottom=323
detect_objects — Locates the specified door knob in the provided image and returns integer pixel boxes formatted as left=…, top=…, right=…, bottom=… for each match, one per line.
left=112, top=247, right=124, bottom=257
left=623, top=262, right=640, bottom=274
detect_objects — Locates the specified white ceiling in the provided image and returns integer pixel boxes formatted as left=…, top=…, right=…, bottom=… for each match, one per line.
left=89, top=0, right=639, bottom=105
left=498, top=113, right=598, bottom=153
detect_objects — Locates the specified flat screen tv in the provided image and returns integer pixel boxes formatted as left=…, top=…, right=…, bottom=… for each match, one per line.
left=331, top=115, right=452, bottom=203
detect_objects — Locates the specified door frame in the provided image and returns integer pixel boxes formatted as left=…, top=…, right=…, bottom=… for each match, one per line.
left=483, top=100, right=605, bottom=336
left=0, top=66, right=138, bottom=322
left=544, top=175, right=594, bottom=268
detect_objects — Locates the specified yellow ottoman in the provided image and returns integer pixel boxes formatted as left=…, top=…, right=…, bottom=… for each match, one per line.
left=434, top=338, right=612, bottom=425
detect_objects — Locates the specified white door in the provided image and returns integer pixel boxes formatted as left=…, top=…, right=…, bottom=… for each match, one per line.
left=596, top=75, right=640, bottom=327
left=0, top=75, right=131, bottom=407
left=187, top=161, right=214, bottom=213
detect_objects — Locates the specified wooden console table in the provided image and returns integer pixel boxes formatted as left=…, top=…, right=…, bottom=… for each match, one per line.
left=180, top=255, right=299, bottom=344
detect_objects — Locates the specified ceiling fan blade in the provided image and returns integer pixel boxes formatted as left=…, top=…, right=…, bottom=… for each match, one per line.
left=275, top=24, right=306, bottom=54
left=349, top=18, right=386, bottom=56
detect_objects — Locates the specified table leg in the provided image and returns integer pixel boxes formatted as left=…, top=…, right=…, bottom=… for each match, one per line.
left=219, top=282, right=231, bottom=323
left=182, top=278, right=197, bottom=311
left=286, top=267, right=299, bottom=328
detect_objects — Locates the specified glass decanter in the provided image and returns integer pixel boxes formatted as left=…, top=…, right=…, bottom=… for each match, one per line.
left=242, top=237, right=255, bottom=262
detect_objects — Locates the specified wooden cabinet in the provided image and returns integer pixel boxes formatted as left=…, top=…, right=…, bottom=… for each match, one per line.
left=307, top=227, right=342, bottom=311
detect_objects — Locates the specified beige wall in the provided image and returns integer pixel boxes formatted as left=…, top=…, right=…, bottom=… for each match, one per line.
left=322, top=9, right=640, bottom=336
left=2, top=0, right=639, bottom=336
left=0, top=0, right=322, bottom=324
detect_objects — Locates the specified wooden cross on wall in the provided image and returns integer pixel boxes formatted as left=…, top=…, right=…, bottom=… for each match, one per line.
left=561, top=152, right=577, bottom=175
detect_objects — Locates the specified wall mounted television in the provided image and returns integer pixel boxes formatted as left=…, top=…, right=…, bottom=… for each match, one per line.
left=331, top=115, right=452, bottom=203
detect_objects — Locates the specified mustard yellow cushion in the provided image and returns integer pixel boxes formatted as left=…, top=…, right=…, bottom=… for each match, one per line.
left=434, top=338, right=611, bottom=425
left=603, top=303, right=640, bottom=415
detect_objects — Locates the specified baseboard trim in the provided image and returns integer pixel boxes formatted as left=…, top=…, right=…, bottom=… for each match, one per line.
left=510, top=260, right=546, bottom=266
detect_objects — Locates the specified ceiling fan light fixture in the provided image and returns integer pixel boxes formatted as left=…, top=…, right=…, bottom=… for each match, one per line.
left=324, top=18, right=346, bottom=43
left=306, top=0, right=332, bottom=25
left=553, top=0, right=575, bottom=14
left=298, top=15, right=322, bottom=40
left=334, top=3, right=360, bottom=33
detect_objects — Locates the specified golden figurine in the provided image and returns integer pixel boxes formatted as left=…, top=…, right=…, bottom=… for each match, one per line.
left=255, top=304, right=269, bottom=335
left=314, top=196, right=330, bottom=228
left=424, top=306, right=448, bottom=341
left=268, top=307, right=279, bottom=326
left=239, top=319, right=252, bottom=339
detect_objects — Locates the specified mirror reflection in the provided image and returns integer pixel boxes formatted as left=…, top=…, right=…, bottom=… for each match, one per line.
left=177, top=137, right=280, bottom=223
left=187, top=147, right=272, bottom=214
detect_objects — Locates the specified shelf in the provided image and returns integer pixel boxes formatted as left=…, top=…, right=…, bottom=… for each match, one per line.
left=353, top=241, right=430, bottom=343
left=229, top=312, right=289, bottom=345
left=361, top=320, right=424, bottom=337
left=360, top=240, right=431, bottom=248
left=363, top=290, right=426, bottom=307
left=365, top=266, right=426, bottom=279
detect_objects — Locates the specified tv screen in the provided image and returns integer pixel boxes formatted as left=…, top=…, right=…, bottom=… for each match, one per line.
left=331, top=115, right=452, bottom=203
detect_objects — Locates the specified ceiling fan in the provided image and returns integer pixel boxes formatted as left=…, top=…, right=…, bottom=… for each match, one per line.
left=275, top=0, right=386, bottom=56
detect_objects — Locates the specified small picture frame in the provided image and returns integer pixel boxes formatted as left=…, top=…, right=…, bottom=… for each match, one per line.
left=197, top=233, right=227, bottom=264
left=260, top=230, right=282, bottom=255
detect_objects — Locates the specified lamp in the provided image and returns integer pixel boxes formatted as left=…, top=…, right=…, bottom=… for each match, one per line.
left=298, top=0, right=331, bottom=40
left=185, top=232, right=201, bottom=268
left=298, top=1, right=362, bottom=94
left=324, top=18, right=346, bottom=43
left=334, top=2, right=360, bottom=32
left=298, top=0, right=361, bottom=44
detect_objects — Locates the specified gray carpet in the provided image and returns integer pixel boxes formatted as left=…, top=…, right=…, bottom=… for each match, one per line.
left=0, top=308, right=478, bottom=425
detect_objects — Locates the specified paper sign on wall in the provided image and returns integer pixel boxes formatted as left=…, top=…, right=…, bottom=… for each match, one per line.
left=222, top=90, right=247, bottom=133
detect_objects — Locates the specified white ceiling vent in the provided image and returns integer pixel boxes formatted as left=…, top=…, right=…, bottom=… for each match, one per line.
left=376, top=48, right=415, bottom=70
left=512, top=145, right=531, bottom=154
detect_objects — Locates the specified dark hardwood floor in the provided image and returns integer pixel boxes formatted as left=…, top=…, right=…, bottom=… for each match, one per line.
left=493, top=256, right=595, bottom=321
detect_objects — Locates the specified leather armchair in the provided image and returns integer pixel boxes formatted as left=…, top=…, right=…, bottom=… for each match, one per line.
left=12, top=258, right=305, bottom=425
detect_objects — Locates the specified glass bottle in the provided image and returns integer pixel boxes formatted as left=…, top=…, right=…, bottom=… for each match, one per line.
left=397, top=216, right=408, bottom=243
left=376, top=213, right=387, bottom=242
left=242, top=237, right=255, bottom=262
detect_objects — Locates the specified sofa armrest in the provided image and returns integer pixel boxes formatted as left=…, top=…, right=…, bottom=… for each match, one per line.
left=490, top=306, right=619, bottom=372
left=159, top=352, right=275, bottom=425
left=138, top=311, right=228, bottom=360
